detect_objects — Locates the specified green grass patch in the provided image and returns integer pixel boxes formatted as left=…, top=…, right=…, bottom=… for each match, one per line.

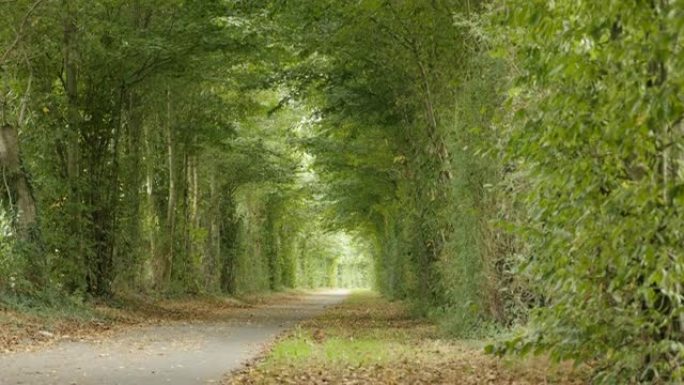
left=261, top=290, right=415, bottom=368
left=268, top=334, right=398, bottom=366
left=226, top=290, right=588, bottom=385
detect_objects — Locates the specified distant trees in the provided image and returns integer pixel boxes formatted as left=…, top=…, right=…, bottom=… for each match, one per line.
left=0, top=0, right=360, bottom=299
left=273, top=0, right=517, bottom=332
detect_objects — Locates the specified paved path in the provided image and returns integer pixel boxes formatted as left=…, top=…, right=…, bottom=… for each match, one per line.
left=0, top=290, right=349, bottom=385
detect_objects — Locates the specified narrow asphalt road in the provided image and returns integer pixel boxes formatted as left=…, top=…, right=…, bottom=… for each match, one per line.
left=0, top=290, right=349, bottom=385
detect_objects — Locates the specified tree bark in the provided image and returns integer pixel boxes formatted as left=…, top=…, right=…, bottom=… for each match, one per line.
left=143, top=119, right=157, bottom=263
left=208, top=170, right=220, bottom=288
left=63, top=0, right=80, bottom=182
left=0, top=123, right=44, bottom=284
left=62, top=0, right=85, bottom=281
left=163, top=88, right=176, bottom=287
left=0, top=124, right=38, bottom=240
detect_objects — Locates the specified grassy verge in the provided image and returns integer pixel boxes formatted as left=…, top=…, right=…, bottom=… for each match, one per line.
left=225, top=291, right=588, bottom=385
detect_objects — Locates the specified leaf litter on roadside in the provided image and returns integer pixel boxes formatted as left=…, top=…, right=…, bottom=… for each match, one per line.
left=225, top=292, right=588, bottom=385
left=0, top=290, right=308, bottom=353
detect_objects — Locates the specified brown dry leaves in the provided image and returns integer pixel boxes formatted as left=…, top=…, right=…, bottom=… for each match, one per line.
left=0, top=290, right=305, bottom=354
left=0, top=310, right=116, bottom=353
left=226, top=292, right=587, bottom=385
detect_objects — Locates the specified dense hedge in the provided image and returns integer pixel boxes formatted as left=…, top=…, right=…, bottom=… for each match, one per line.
left=491, top=2, right=684, bottom=382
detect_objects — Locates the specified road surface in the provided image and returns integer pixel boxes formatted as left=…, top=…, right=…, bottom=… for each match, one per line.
left=0, top=290, right=348, bottom=385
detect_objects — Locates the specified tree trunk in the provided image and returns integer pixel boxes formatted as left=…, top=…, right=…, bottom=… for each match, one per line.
left=182, top=151, right=190, bottom=285
left=0, top=124, right=38, bottom=238
left=163, top=89, right=176, bottom=287
left=0, top=123, right=43, bottom=283
left=63, top=0, right=80, bottom=183
left=191, top=155, right=199, bottom=229
left=187, top=154, right=199, bottom=288
left=62, top=0, right=84, bottom=280
left=207, top=170, right=220, bottom=288
left=143, top=120, right=157, bottom=264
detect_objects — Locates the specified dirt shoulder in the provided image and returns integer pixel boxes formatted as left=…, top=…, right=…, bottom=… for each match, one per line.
left=225, top=291, right=589, bottom=385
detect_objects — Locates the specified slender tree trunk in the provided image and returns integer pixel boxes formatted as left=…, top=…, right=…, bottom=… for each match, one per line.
left=187, top=154, right=199, bottom=289
left=63, top=0, right=79, bottom=183
left=163, top=88, right=175, bottom=287
left=182, top=151, right=191, bottom=287
left=208, top=171, right=220, bottom=288
left=62, top=0, right=85, bottom=282
left=191, top=155, right=199, bottom=229
left=143, top=120, right=157, bottom=264
left=120, top=91, right=144, bottom=287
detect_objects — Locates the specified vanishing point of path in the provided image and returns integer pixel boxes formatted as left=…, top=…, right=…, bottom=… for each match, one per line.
left=0, top=290, right=349, bottom=385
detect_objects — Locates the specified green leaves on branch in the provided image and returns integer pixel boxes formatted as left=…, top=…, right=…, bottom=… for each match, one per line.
left=493, top=0, right=684, bottom=382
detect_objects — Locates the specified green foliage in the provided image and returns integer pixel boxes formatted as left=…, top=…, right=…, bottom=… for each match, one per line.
left=4, top=1, right=680, bottom=382
left=490, top=0, right=684, bottom=382
left=274, top=0, right=520, bottom=336
left=0, top=0, right=368, bottom=303
left=0, top=212, right=26, bottom=294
